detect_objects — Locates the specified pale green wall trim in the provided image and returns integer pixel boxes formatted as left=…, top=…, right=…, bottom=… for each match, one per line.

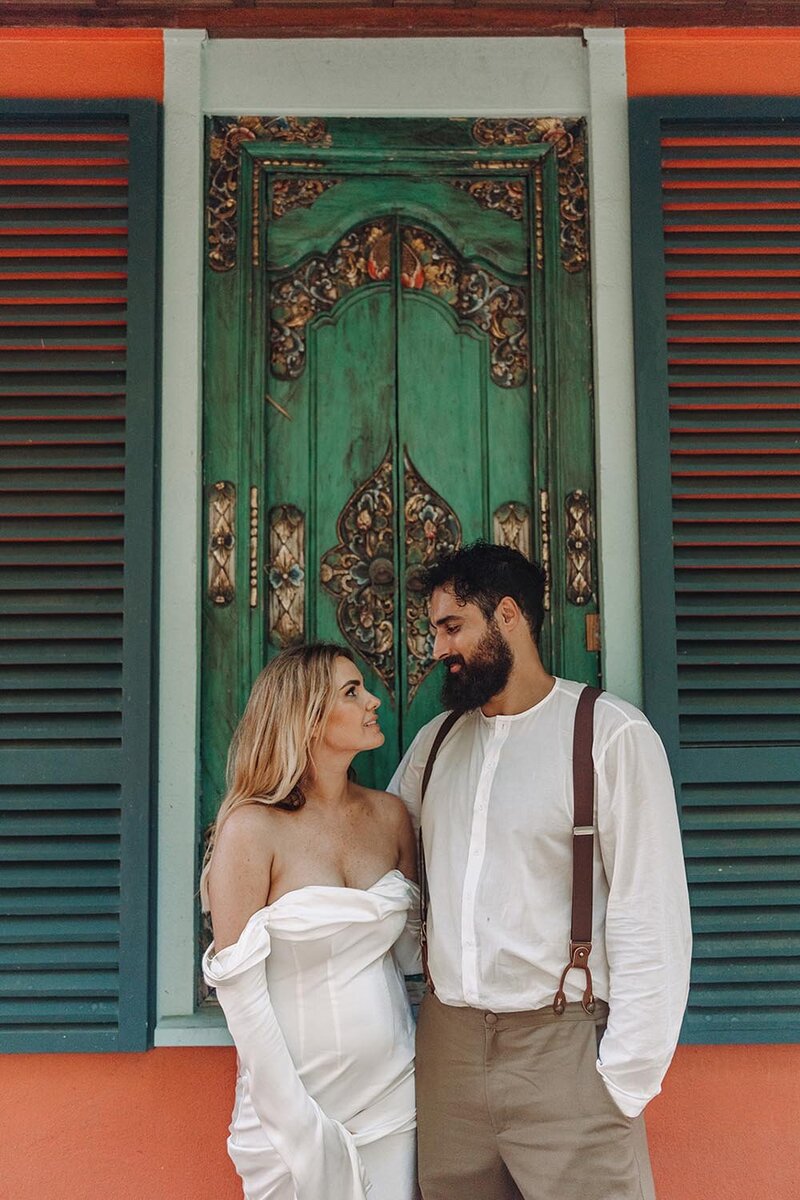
left=157, top=28, right=207, bottom=1023
left=585, top=29, right=643, bottom=707
left=203, top=36, right=589, bottom=116
left=156, top=30, right=643, bottom=1043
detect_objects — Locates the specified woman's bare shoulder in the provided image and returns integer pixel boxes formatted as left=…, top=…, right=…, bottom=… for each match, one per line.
left=355, top=784, right=412, bottom=830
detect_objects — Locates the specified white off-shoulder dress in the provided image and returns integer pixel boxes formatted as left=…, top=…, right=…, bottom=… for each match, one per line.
left=202, top=869, right=421, bottom=1200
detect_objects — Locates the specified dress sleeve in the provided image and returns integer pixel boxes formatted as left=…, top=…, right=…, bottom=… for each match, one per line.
left=595, top=720, right=693, bottom=1118
left=203, top=913, right=370, bottom=1200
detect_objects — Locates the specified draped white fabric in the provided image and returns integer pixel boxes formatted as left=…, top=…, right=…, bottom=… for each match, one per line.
left=203, top=871, right=420, bottom=1200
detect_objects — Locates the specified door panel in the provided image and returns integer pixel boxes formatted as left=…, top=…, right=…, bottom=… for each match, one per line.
left=202, top=118, right=598, bottom=822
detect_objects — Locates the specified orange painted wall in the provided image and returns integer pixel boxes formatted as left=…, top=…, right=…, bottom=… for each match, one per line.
left=0, top=27, right=163, bottom=100
left=626, top=27, right=800, bottom=97
left=2, top=1045, right=799, bottom=1200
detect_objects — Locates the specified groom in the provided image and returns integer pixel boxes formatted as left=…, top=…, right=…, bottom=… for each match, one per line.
left=389, top=541, right=691, bottom=1200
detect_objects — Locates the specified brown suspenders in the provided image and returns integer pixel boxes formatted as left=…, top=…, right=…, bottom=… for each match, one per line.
left=553, top=684, right=603, bottom=1015
left=419, top=709, right=462, bottom=993
left=418, top=685, right=603, bottom=1014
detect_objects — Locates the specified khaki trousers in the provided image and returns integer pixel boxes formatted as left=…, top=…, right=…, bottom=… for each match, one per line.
left=416, top=993, right=656, bottom=1200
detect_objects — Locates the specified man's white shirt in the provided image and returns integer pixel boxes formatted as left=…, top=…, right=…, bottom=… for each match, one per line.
left=387, top=677, right=692, bottom=1119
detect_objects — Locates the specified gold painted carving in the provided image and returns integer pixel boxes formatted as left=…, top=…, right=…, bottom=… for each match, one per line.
left=452, top=178, right=524, bottom=221
left=207, top=116, right=332, bottom=272
left=565, top=489, right=594, bottom=606
left=270, top=219, right=392, bottom=380
left=272, top=176, right=340, bottom=219
left=268, top=504, right=305, bottom=647
left=533, top=163, right=544, bottom=272
left=208, top=481, right=236, bottom=607
left=320, top=446, right=396, bottom=697
left=539, top=489, right=551, bottom=612
left=252, top=168, right=261, bottom=268
left=493, top=502, right=531, bottom=560
left=471, top=118, right=588, bottom=274
left=249, top=487, right=259, bottom=609
left=401, top=225, right=528, bottom=389
left=404, top=448, right=462, bottom=705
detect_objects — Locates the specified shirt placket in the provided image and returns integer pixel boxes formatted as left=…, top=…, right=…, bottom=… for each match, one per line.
left=460, top=718, right=510, bottom=1006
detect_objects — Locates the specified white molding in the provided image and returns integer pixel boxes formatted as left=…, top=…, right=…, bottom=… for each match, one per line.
left=584, top=29, right=643, bottom=707
left=202, top=37, right=589, bottom=116
left=157, top=28, right=207, bottom=1022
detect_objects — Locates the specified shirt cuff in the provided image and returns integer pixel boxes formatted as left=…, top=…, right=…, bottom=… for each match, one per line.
left=595, top=1060, right=654, bottom=1120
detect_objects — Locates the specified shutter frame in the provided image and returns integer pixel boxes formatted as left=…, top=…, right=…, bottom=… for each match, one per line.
left=0, top=99, right=160, bottom=1053
left=630, top=96, right=800, bottom=1045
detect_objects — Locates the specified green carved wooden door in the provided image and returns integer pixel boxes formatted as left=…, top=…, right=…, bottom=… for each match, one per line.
left=203, top=118, right=598, bottom=817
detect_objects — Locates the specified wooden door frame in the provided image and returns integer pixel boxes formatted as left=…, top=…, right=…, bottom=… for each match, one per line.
left=201, top=115, right=599, bottom=830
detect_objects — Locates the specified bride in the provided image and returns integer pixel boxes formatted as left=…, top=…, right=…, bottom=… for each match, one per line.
left=201, top=643, right=420, bottom=1200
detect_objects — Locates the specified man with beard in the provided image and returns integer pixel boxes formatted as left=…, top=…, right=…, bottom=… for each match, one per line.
left=388, top=541, right=691, bottom=1200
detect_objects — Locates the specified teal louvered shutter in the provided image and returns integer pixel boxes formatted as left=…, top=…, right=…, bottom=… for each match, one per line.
left=0, top=100, right=159, bottom=1052
left=630, top=97, right=800, bottom=1044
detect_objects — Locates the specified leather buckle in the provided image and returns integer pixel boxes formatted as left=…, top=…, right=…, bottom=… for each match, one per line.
left=552, top=941, right=595, bottom=1016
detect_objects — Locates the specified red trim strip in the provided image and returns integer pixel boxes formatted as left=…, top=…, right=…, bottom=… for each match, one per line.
left=664, top=203, right=800, bottom=211
left=0, top=134, right=128, bottom=143
left=663, top=181, right=800, bottom=191
left=665, top=224, right=800, bottom=232
left=668, top=313, right=800, bottom=321
left=0, top=157, right=128, bottom=167
left=0, top=271, right=127, bottom=279
left=0, top=227, right=127, bottom=236
left=662, top=138, right=800, bottom=147
left=663, top=158, right=800, bottom=169
left=665, top=247, right=800, bottom=256
left=667, top=291, right=800, bottom=299
left=0, top=297, right=125, bottom=305
left=0, top=249, right=127, bottom=259
left=669, top=357, right=800, bottom=365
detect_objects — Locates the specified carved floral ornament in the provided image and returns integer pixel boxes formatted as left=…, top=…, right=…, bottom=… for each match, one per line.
left=320, top=446, right=396, bottom=696
left=272, top=176, right=341, bottom=220
left=207, top=115, right=332, bottom=272
left=270, top=220, right=392, bottom=380
left=318, top=444, right=462, bottom=705
left=404, top=449, right=462, bottom=703
left=471, top=118, right=588, bottom=273
left=270, top=222, right=529, bottom=389
left=452, top=178, right=525, bottom=222
left=401, top=226, right=529, bottom=389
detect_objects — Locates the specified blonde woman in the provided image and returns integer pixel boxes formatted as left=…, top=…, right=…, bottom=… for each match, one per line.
left=201, top=643, right=420, bottom=1200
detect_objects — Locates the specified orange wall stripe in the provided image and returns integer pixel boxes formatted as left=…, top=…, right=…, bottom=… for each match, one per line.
left=0, top=28, right=163, bottom=101
left=627, top=28, right=800, bottom=98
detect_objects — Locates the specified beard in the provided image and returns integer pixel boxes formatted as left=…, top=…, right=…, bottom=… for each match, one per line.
left=440, top=619, right=514, bottom=712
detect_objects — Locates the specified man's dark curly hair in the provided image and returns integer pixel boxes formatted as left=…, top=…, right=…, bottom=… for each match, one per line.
left=423, top=540, right=547, bottom=644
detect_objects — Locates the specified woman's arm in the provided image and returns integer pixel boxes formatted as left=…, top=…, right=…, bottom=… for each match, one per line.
left=207, top=803, right=274, bottom=949
left=384, top=793, right=422, bottom=974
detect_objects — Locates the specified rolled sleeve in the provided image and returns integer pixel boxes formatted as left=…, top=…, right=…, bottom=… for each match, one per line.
left=595, top=721, right=692, bottom=1117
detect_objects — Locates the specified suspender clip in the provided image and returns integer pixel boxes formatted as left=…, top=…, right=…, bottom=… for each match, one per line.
left=553, top=941, right=595, bottom=1016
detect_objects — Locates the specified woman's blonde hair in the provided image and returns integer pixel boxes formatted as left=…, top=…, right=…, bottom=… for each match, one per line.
left=199, top=642, right=354, bottom=910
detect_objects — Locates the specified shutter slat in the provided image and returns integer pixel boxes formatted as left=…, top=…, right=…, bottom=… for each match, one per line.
left=632, top=101, right=800, bottom=1044
left=0, top=101, right=157, bottom=1053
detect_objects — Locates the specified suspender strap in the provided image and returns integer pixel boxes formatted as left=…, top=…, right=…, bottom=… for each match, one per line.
left=419, top=710, right=462, bottom=993
left=553, top=684, right=603, bottom=1016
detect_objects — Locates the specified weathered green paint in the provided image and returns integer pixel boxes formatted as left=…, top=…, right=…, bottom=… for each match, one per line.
left=0, top=100, right=160, bottom=1053
left=202, top=118, right=598, bottom=825
left=629, top=97, right=800, bottom=1045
